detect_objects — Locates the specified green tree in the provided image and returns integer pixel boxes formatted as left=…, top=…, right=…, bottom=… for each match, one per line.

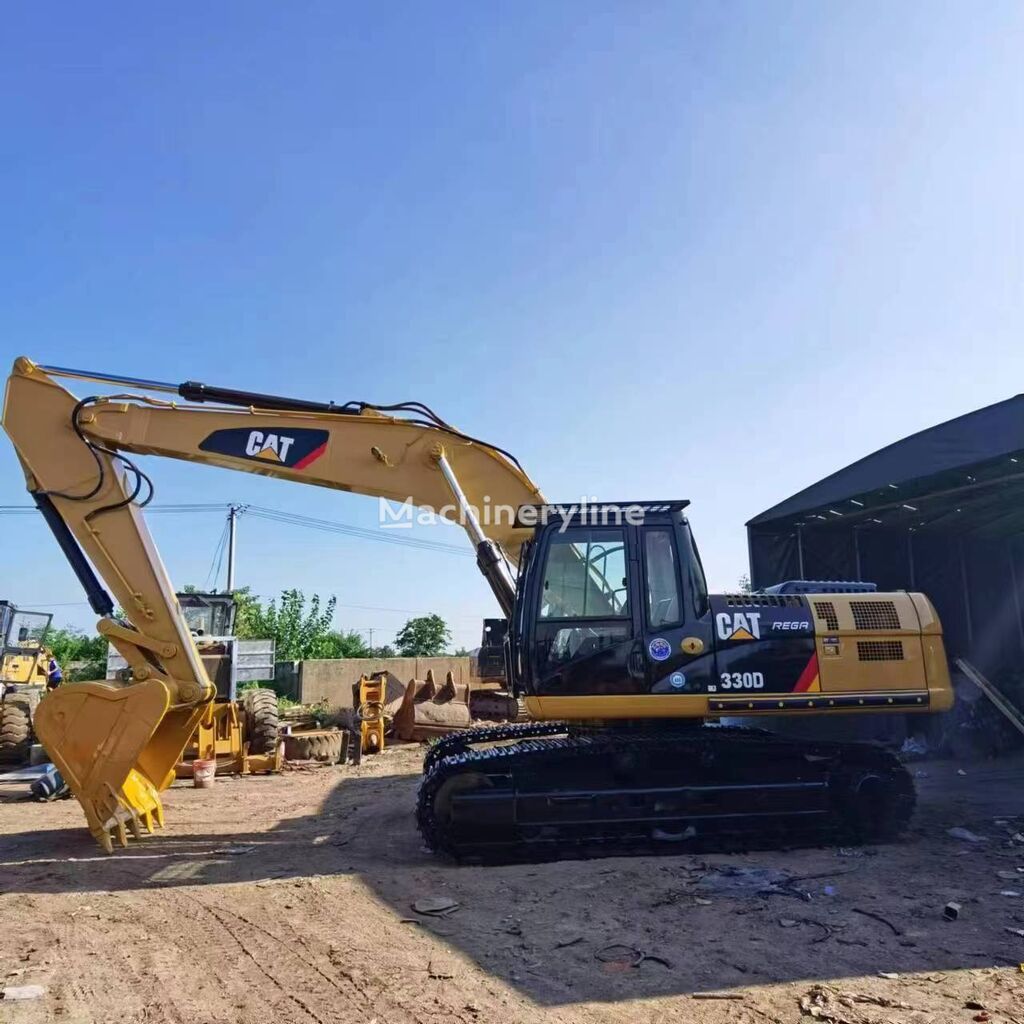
left=452, top=646, right=470, bottom=657
left=395, top=614, right=451, bottom=657
left=370, top=644, right=396, bottom=658
left=234, top=588, right=339, bottom=660
left=43, top=626, right=108, bottom=681
left=737, top=573, right=752, bottom=594
left=229, top=586, right=264, bottom=639
left=319, top=629, right=372, bottom=659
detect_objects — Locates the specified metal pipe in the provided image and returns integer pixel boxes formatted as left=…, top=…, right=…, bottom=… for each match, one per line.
left=1009, top=544, right=1024, bottom=656
left=746, top=528, right=757, bottom=590
left=436, top=453, right=486, bottom=546
left=796, top=527, right=805, bottom=579
left=853, top=527, right=862, bottom=580
left=907, top=531, right=915, bottom=588
left=39, top=365, right=179, bottom=392
left=959, top=538, right=974, bottom=647
left=435, top=452, right=516, bottom=616
left=227, top=505, right=238, bottom=591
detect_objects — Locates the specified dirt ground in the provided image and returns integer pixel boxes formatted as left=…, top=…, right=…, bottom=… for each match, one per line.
left=1, top=746, right=1023, bottom=1024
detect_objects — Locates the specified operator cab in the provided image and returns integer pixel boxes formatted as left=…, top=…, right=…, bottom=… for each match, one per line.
left=175, top=592, right=238, bottom=698
left=1, top=601, right=52, bottom=654
left=0, top=601, right=54, bottom=692
left=509, top=502, right=716, bottom=698
left=177, top=591, right=237, bottom=639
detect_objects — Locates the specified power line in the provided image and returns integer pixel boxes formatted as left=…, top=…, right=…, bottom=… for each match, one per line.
left=244, top=505, right=473, bottom=557
left=6, top=499, right=484, bottom=618
left=203, top=519, right=230, bottom=591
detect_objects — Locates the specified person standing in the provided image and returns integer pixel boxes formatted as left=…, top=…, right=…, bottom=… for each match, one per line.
left=46, top=656, right=63, bottom=690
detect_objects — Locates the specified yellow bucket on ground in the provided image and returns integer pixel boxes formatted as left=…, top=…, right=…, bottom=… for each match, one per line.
left=33, top=680, right=209, bottom=853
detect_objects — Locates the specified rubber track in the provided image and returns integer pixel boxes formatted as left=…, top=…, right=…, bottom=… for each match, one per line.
left=417, top=727, right=914, bottom=862
left=422, top=720, right=568, bottom=776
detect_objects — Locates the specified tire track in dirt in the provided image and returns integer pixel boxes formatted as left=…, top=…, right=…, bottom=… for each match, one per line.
left=43, top=866, right=325, bottom=1024
left=197, top=903, right=331, bottom=1024
left=128, top=881, right=329, bottom=1024
left=49, top=897, right=194, bottom=1024
left=199, top=897, right=480, bottom=1024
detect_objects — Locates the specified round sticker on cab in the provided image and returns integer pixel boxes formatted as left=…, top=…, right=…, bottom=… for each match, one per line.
left=648, top=637, right=672, bottom=661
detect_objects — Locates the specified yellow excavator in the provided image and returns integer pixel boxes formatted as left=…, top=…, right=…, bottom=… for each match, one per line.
left=2, top=358, right=953, bottom=857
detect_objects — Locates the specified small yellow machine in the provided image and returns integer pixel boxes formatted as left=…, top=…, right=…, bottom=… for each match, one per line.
left=179, top=688, right=282, bottom=776
left=1, top=359, right=953, bottom=857
left=0, top=601, right=55, bottom=763
left=169, top=594, right=282, bottom=776
left=105, top=591, right=282, bottom=777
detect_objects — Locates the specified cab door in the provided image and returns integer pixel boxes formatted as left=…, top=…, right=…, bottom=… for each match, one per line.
left=528, top=524, right=646, bottom=696
left=639, top=522, right=717, bottom=695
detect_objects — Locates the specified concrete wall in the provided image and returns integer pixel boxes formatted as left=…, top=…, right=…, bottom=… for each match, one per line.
left=298, top=656, right=472, bottom=707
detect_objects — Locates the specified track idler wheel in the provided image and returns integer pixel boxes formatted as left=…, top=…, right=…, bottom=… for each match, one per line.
left=833, top=753, right=915, bottom=842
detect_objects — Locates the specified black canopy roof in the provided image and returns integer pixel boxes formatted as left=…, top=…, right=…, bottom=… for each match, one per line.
left=748, top=394, right=1024, bottom=540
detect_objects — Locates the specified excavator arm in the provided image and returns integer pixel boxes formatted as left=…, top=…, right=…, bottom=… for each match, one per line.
left=2, top=357, right=544, bottom=850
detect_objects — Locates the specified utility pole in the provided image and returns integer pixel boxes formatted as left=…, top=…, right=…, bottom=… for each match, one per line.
left=226, top=505, right=239, bottom=592
left=367, top=628, right=374, bottom=652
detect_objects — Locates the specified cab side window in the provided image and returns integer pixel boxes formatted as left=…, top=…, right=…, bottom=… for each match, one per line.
left=644, top=528, right=681, bottom=628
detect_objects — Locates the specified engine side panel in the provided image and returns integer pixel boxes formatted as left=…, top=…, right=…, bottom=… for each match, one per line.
left=525, top=591, right=953, bottom=720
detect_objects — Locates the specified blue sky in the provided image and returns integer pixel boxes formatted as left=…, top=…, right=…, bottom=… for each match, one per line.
left=2, top=2, right=1022, bottom=650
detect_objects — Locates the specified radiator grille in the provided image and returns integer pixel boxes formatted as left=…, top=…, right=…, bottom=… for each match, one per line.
left=723, top=594, right=803, bottom=608
left=813, top=600, right=839, bottom=631
left=857, top=640, right=904, bottom=662
left=850, top=600, right=901, bottom=631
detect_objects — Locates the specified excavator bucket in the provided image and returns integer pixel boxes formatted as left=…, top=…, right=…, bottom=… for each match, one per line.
left=394, top=669, right=472, bottom=742
left=32, top=680, right=207, bottom=853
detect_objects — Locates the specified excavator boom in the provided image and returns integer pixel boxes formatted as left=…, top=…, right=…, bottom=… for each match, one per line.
left=1, top=357, right=542, bottom=850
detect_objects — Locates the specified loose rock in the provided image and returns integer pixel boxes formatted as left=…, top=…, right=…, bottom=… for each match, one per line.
left=2, top=985, right=46, bottom=1001
left=947, top=827, right=986, bottom=843
left=413, top=896, right=460, bottom=917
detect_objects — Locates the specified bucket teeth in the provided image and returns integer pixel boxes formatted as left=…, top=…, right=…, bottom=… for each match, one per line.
left=94, top=806, right=164, bottom=853
left=89, top=775, right=165, bottom=853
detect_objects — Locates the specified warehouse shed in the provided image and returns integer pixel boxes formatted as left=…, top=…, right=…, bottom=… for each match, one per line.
left=747, top=395, right=1024, bottom=678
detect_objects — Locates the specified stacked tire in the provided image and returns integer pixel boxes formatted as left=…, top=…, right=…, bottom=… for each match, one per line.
left=283, top=729, right=343, bottom=763
left=243, top=688, right=280, bottom=755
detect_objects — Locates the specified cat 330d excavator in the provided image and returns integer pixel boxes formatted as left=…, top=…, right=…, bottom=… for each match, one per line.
left=2, top=358, right=953, bottom=858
